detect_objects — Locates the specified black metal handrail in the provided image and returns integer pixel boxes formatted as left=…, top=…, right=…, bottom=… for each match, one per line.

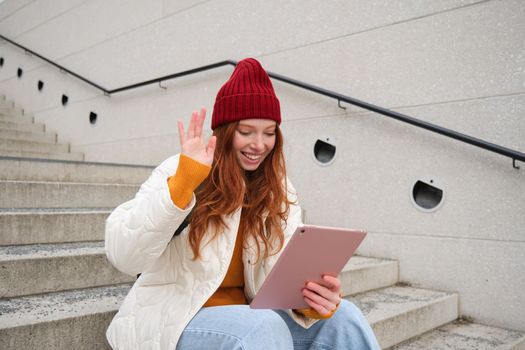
left=1, top=34, right=523, bottom=168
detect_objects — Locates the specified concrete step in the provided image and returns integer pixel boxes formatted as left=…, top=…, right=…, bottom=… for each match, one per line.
left=390, top=320, right=525, bottom=350
left=0, top=241, right=134, bottom=298
left=0, top=138, right=69, bottom=153
left=352, top=285, right=459, bottom=349
left=0, top=283, right=459, bottom=349
left=0, top=248, right=396, bottom=300
left=341, top=256, right=399, bottom=296
left=0, top=208, right=111, bottom=246
left=0, top=156, right=153, bottom=184
left=0, top=284, right=130, bottom=350
left=0, top=128, right=56, bottom=143
left=0, top=181, right=138, bottom=208
left=0, top=120, right=44, bottom=132
left=0, top=149, right=84, bottom=161
left=0, top=114, right=34, bottom=124
left=0, top=106, right=24, bottom=116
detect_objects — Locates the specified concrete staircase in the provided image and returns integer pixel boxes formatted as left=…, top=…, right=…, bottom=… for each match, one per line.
left=0, top=99, right=84, bottom=162
left=0, top=99, right=524, bottom=349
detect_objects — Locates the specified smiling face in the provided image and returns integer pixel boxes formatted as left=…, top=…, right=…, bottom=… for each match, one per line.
left=232, top=119, right=277, bottom=171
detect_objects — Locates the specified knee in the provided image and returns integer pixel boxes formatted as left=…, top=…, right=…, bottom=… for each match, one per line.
left=332, top=300, right=375, bottom=334
left=331, top=300, right=380, bottom=349
left=335, top=299, right=368, bottom=324
left=254, top=310, right=292, bottom=337
left=178, top=309, right=292, bottom=350
left=242, top=310, right=293, bottom=348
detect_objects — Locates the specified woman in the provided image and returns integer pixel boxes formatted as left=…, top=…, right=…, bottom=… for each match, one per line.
left=105, top=58, right=379, bottom=349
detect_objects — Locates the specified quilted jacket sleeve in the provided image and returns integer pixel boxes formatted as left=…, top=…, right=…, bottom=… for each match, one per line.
left=105, top=154, right=194, bottom=276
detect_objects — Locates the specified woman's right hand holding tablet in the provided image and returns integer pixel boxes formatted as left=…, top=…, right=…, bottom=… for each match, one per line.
left=178, top=107, right=216, bottom=166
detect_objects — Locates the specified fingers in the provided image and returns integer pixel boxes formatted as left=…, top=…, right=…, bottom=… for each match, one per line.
left=303, top=283, right=339, bottom=311
left=301, top=275, right=342, bottom=315
left=321, top=275, right=342, bottom=293
left=186, top=107, right=207, bottom=140
left=206, top=135, right=217, bottom=158
left=179, top=107, right=208, bottom=154
left=195, top=106, right=206, bottom=139
left=302, top=290, right=336, bottom=315
left=308, top=279, right=340, bottom=302
left=177, top=121, right=185, bottom=146
left=188, top=111, right=197, bottom=139
left=304, top=297, right=331, bottom=316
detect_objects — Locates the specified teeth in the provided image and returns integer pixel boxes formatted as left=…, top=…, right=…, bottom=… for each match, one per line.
left=243, top=152, right=262, bottom=160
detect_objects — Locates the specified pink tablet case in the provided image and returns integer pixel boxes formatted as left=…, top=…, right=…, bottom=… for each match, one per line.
left=250, top=224, right=366, bottom=309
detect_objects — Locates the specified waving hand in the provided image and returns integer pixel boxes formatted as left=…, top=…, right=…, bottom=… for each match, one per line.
left=178, top=107, right=216, bottom=166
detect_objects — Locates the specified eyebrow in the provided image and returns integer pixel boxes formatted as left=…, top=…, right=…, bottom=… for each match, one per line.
left=237, top=123, right=276, bottom=130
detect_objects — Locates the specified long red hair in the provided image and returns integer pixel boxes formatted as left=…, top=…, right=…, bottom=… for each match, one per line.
left=188, top=121, right=292, bottom=261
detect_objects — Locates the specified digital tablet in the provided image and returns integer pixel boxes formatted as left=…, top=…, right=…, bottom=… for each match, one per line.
left=250, top=224, right=366, bottom=309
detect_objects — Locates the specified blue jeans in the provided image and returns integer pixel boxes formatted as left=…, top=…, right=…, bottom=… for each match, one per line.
left=176, top=300, right=380, bottom=350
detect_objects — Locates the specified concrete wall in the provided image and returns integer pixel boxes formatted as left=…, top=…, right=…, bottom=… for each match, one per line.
left=0, top=0, right=524, bottom=331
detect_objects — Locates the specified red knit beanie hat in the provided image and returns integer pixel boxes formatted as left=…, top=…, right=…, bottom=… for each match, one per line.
left=211, top=58, right=281, bottom=130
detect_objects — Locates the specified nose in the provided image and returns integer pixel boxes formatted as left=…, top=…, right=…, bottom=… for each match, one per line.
left=250, top=135, right=265, bottom=151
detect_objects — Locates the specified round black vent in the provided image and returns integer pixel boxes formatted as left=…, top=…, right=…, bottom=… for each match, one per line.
left=89, top=112, right=97, bottom=125
left=412, top=180, right=443, bottom=211
left=314, top=139, right=336, bottom=165
left=17, top=67, right=23, bottom=78
left=61, top=94, right=69, bottom=106
left=37, top=80, right=44, bottom=91
left=0, top=57, right=4, bottom=67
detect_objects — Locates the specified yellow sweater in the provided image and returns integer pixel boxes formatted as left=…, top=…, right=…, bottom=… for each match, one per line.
left=167, top=154, right=336, bottom=319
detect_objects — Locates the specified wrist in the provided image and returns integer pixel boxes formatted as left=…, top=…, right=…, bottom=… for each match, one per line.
left=167, top=155, right=211, bottom=208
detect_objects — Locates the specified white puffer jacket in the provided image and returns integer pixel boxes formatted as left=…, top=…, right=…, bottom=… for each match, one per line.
left=105, top=154, right=317, bottom=349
